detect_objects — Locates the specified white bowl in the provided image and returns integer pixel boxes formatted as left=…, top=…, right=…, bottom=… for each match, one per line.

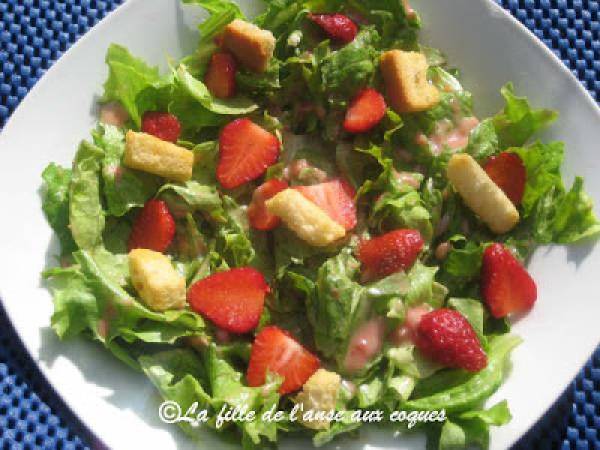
left=0, top=0, right=598, bottom=449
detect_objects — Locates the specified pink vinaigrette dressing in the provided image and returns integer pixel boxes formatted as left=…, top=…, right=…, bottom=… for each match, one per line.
left=343, top=317, right=386, bottom=373
left=416, top=116, right=479, bottom=156
left=343, top=305, right=434, bottom=373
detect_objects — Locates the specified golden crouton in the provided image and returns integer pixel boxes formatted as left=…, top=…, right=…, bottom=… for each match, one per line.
left=128, top=249, right=187, bottom=312
left=265, top=189, right=346, bottom=247
left=447, top=153, right=519, bottom=234
left=221, top=19, right=275, bottom=73
left=380, top=50, right=440, bottom=113
left=124, top=131, right=194, bottom=182
left=295, top=369, right=341, bottom=430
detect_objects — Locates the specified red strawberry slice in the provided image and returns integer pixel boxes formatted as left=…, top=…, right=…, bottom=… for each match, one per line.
left=480, top=243, right=537, bottom=318
left=128, top=199, right=176, bottom=252
left=415, top=308, right=488, bottom=372
left=357, top=229, right=424, bottom=281
left=248, top=179, right=289, bottom=231
left=483, top=152, right=526, bottom=205
left=294, top=178, right=357, bottom=230
left=204, top=52, right=237, bottom=99
left=308, top=13, right=358, bottom=44
left=187, top=267, right=269, bottom=334
left=343, top=88, right=387, bottom=134
left=141, top=111, right=181, bottom=143
left=217, top=119, right=281, bottom=189
left=246, top=326, right=320, bottom=394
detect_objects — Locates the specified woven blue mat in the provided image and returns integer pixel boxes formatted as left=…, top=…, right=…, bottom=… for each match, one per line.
left=1, top=0, right=599, bottom=449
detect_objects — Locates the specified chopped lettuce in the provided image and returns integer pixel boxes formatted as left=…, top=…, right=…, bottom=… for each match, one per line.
left=41, top=163, right=77, bottom=256
left=493, top=83, right=558, bottom=149
left=102, top=44, right=165, bottom=127
left=94, top=124, right=161, bottom=217
left=69, top=141, right=105, bottom=250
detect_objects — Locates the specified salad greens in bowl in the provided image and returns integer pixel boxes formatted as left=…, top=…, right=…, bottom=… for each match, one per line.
left=38, top=0, right=599, bottom=449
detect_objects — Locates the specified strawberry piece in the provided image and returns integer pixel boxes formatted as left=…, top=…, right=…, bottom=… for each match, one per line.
left=357, top=229, right=424, bottom=280
left=204, top=52, right=237, bottom=99
left=247, top=326, right=320, bottom=394
left=415, top=308, right=488, bottom=372
left=187, top=267, right=269, bottom=334
left=128, top=199, right=176, bottom=252
left=308, top=13, right=358, bottom=44
left=248, top=179, right=289, bottom=231
left=343, top=88, right=387, bottom=134
left=480, top=243, right=537, bottom=318
left=141, top=111, right=181, bottom=143
left=217, top=119, right=281, bottom=189
left=483, top=152, right=526, bottom=205
left=294, top=178, right=357, bottom=230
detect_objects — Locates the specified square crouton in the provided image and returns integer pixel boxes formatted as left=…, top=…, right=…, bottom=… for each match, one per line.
left=265, top=188, right=346, bottom=247
left=295, top=369, right=341, bottom=430
left=124, top=131, right=194, bottom=182
left=380, top=50, right=440, bottom=113
left=222, top=19, right=275, bottom=73
left=129, top=249, right=187, bottom=312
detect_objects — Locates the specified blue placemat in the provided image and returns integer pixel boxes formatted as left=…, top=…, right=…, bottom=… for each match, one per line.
left=1, top=0, right=599, bottom=449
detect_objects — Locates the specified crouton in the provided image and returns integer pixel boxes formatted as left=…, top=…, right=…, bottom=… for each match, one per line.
left=221, top=19, right=275, bottom=73
left=128, top=249, right=187, bottom=311
left=447, top=153, right=519, bottom=234
left=123, top=131, right=194, bottom=182
left=295, top=369, right=341, bottom=430
left=265, top=189, right=346, bottom=247
left=380, top=50, right=440, bottom=113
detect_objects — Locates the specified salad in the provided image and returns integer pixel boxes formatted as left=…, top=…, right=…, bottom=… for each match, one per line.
left=40, top=0, right=600, bottom=448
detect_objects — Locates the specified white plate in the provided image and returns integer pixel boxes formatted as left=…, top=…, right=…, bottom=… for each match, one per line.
left=0, top=0, right=599, bottom=449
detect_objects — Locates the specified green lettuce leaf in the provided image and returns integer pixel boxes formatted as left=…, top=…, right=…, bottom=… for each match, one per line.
left=308, top=249, right=369, bottom=369
left=216, top=196, right=255, bottom=267
left=182, top=0, right=244, bottom=44
left=319, top=27, right=380, bottom=99
left=93, top=124, right=161, bottom=216
left=102, top=44, right=165, bottom=127
left=493, top=83, right=558, bottom=148
left=466, top=118, right=499, bottom=162
left=41, top=163, right=77, bottom=256
left=159, top=180, right=225, bottom=222
left=404, top=333, right=521, bottom=413
left=447, top=298, right=485, bottom=344
left=176, top=65, right=258, bottom=115
left=44, top=266, right=100, bottom=339
left=69, top=141, right=105, bottom=250
left=514, top=142, right=600, bottom=243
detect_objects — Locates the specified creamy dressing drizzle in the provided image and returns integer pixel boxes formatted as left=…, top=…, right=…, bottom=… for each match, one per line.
left=343, top=317, right=386, bottom=373
left=389, top=304, right=432, bottom=346
left=422, top=116, right=479, bottom=156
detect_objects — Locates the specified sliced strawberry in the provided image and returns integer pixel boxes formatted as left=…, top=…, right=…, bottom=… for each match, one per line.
left=483, top=152, right=526, bottom=205
left=308, top=13, right=358, bottom=44
left=343, top=88, right=387, bottom=134
left=217, top=119, right=281, bottom=189
left=128, top=199, right=176, bottom=252
left=294, top=178, right=357, bottom=230
left=204, top=52, right=237, bottom=99
left=246, top=326, right=320, bottom=394
left=357, top=229, right=424, bottom=280
left=248, top=179, right=289, bottom=231
left=480, top=243, right=537, bottom=318
left=415, top=308, right=487, bottom=372
left=187, top=267, right=269, bottom=334
left=141, top=111, right=181, bottom=143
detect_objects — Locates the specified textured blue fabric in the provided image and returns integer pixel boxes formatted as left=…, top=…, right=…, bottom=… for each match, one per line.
left=0, top=0, right=599, bottom=449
